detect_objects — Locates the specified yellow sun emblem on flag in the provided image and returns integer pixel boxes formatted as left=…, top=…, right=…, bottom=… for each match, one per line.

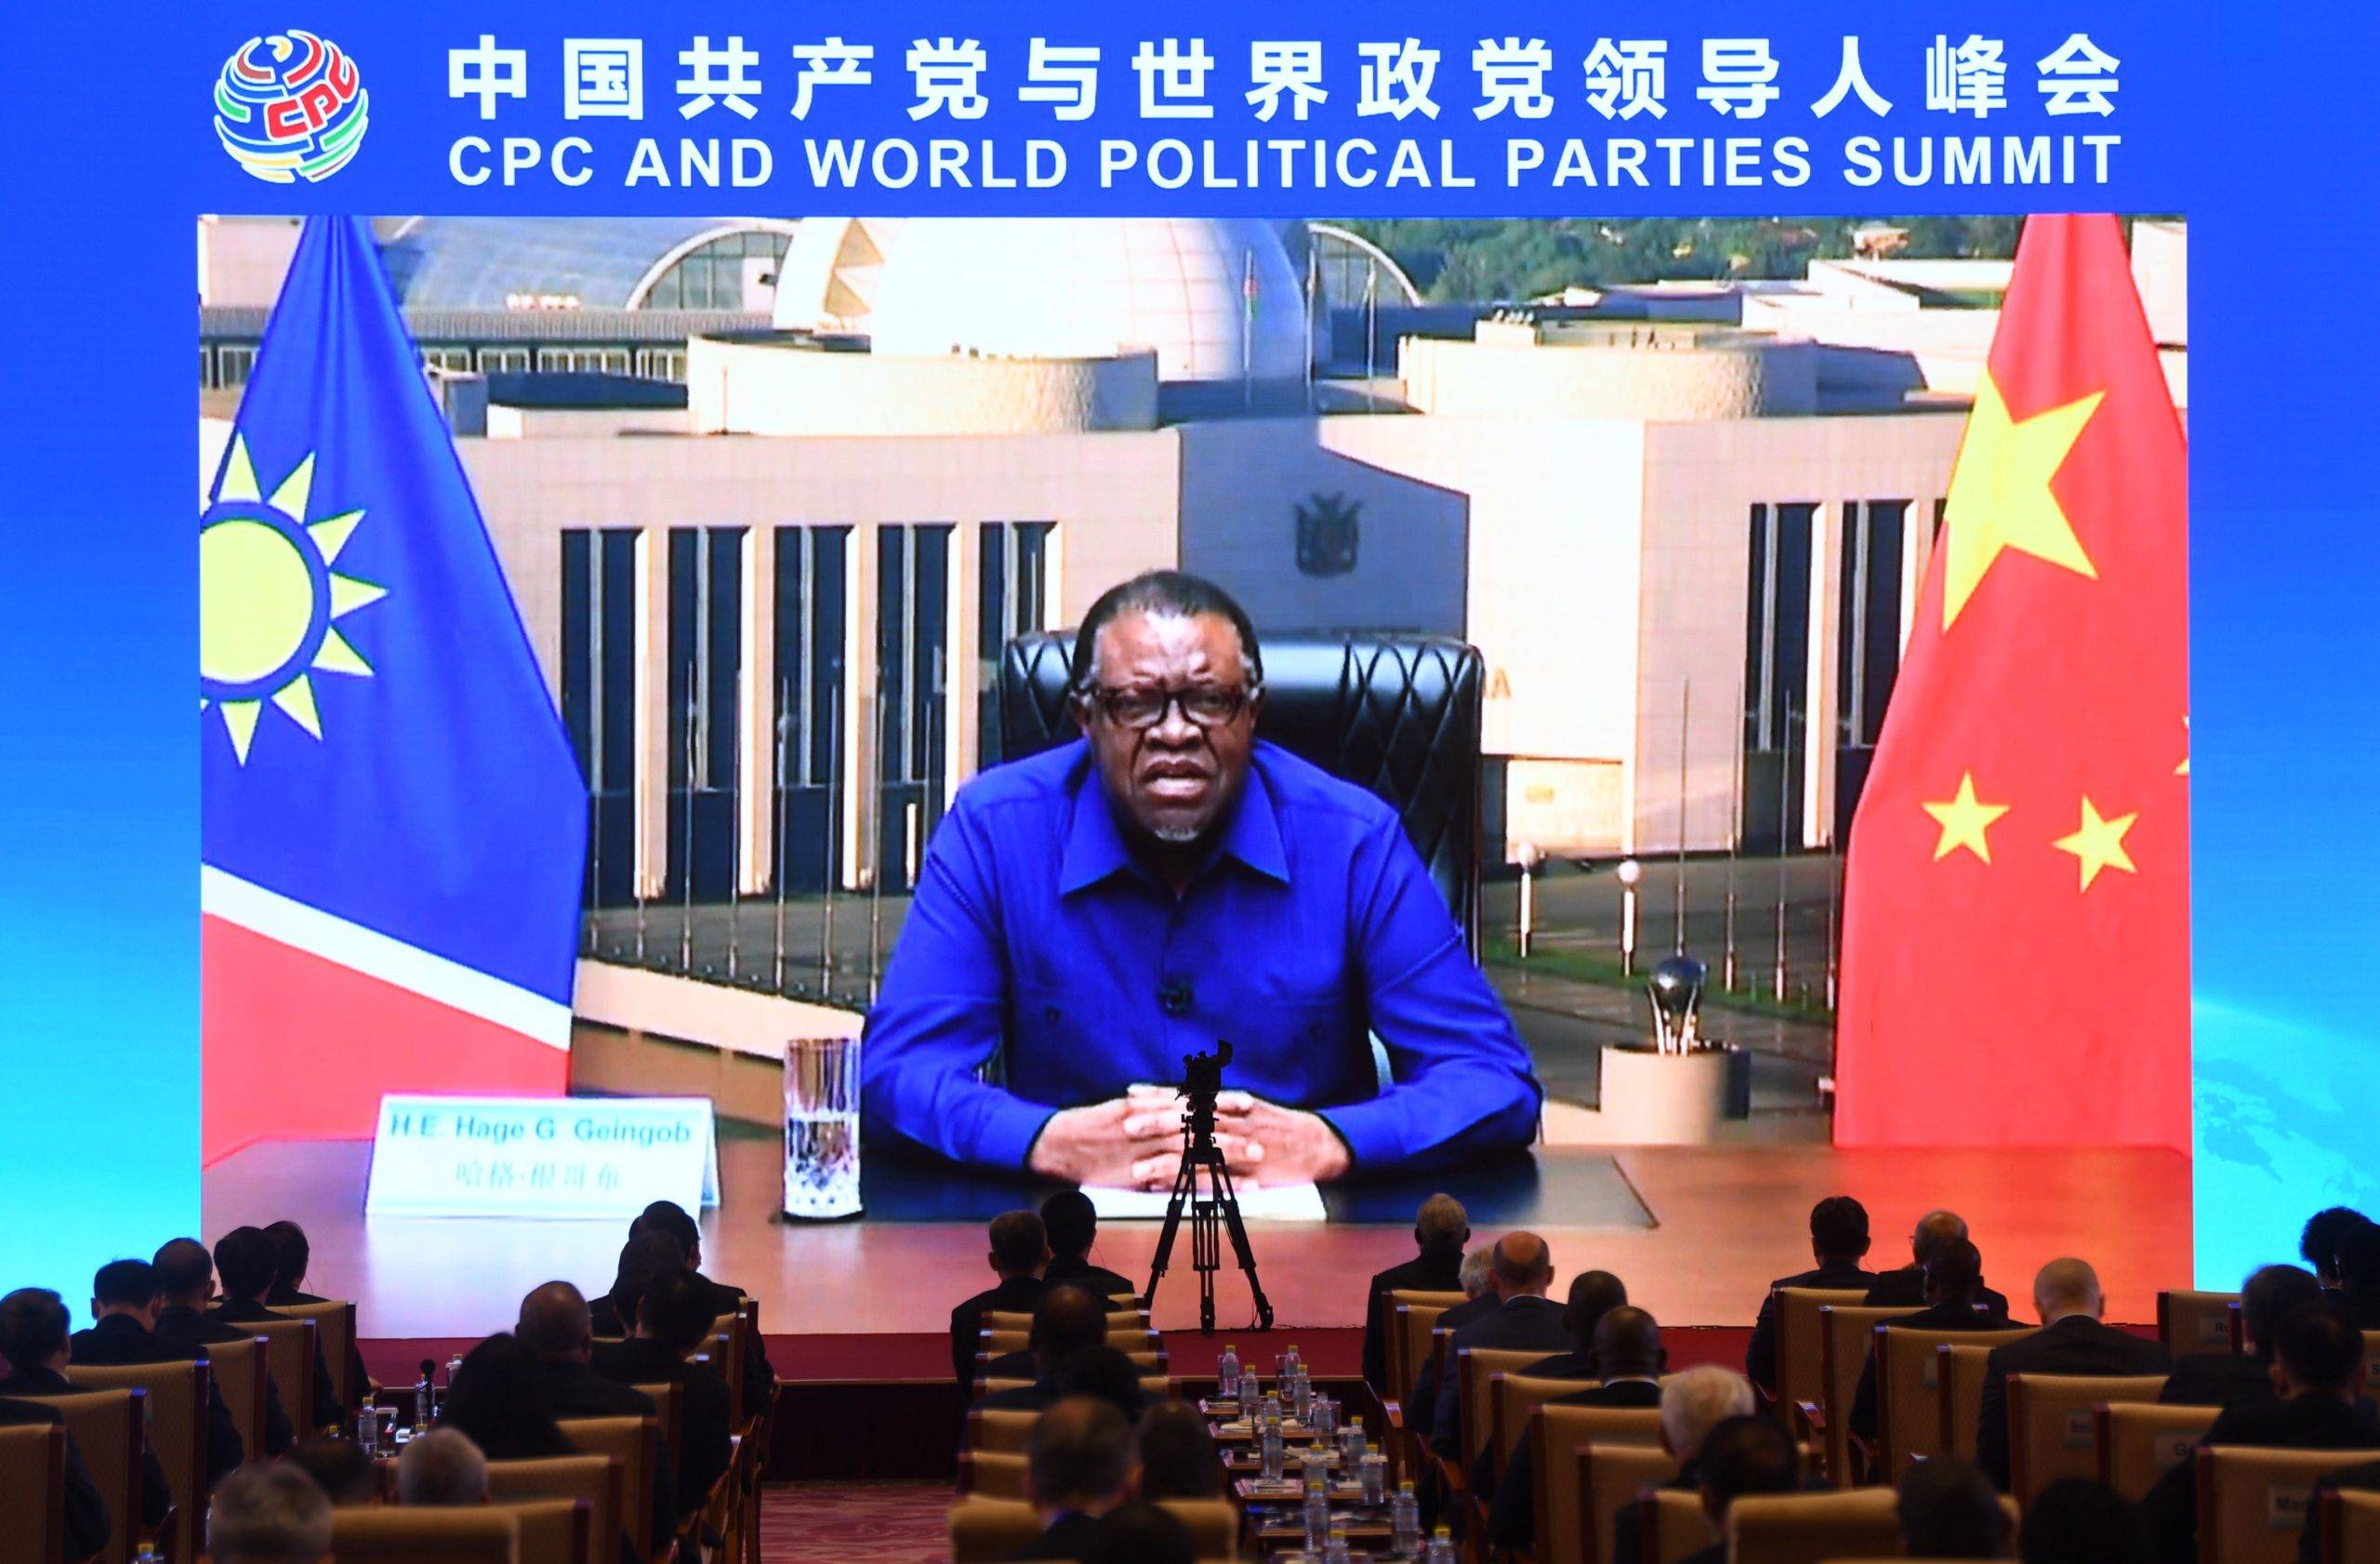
left=200, top=432, right=387, bottom=762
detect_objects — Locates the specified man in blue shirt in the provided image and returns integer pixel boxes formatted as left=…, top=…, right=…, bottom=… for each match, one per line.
left=861, top=570, right=1541, bottom=1187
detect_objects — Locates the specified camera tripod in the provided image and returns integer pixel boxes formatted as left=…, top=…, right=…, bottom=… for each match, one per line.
left=1144, top=1044, right=1275, bottom=1335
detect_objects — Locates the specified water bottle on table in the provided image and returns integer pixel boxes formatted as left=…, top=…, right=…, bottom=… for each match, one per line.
left=1302, top=1484, right=1329, bottom=1552
left=1390, top=1480, right=1421, bottom=1557
left=1360, top=1450, right=1387, bottom=1506
left=1216, top=1342, right=1241, bottom=1400
left=1260, top=1417, right=1285, bottom=1481
left=1322, top=1518, right=1353, bottom=1564
left=1424, top=1523, right=1458, bottom=1564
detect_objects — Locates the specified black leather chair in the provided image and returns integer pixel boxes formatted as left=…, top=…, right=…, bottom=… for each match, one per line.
left=996, top=630, right=1486, bottom=951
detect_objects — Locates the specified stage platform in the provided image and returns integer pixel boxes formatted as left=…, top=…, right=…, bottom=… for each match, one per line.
left=204, top=1132, right=2192, bottom=1366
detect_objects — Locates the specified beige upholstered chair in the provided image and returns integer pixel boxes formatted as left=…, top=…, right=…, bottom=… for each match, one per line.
left=2319, top=1487, right=2380, bottom=1564
left=1871, top=1323, right=2032, bottom=1480
left=960, top=1449, right=1030, bottom=1500
left=949, top=1495, right=1042, bottom=1563
left=205, top=1334, right=272, bottom=1463
left=1635, top=1487, right=1716, bottom=1564
left=1771, top=1287, right=1869, bottom=1423
left=984, top=1324, right=1163, bottom=1357
left=0, top=1422, right=65, bottom=1564
left=65, top=1359, right=206, bottom=1564
left=2004, top=1371, right=2170, bottom=1502
left=1812, top=1304, right=1919, bottom=1485
left=1493, top=1372, right=1593, bottom=1472
left=2197, top=1444, right=2380, bottom=1564
left=244, top=1314, right=320, bottom=1434
left=7, top=1386, right=142, bottom=1564
left=2158, top=1289, right=2242, bottom=1355
left=2097, top=1400, right=2221, bottom=1501
left=487, top=1453, right=624, bottom=1564
left=1723, top=1486, right=1901, bottom=1564
left=271, top=1297, right=360, bottom=1412
left=330, top=1505, right=519, bottom=1561
left=1567, top=1439, right=1678, bottom=1564
left=1385, top=1290, right=1467, bottom=1410
left=1455, top=1348, right=1559, bottom=1476
left=558, top=1415, right=660, bottom=1563
left=983, top=1302, right=1149, bottom=1331
left=491, top=1497, right=594, bottom=1564
left=967, top=1407, right=1040, bottom=1453
left=626, top=1380, right=682, bottom=1461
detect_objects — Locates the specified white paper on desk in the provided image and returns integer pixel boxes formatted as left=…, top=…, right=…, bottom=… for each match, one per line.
left=1085, top=1183, right=1327, bottom=1222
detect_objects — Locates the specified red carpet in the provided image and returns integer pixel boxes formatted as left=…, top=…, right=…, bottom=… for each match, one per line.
left=762, top=1479, right=950, bottom=1564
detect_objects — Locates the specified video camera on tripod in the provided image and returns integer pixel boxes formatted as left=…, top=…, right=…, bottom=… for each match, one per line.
left=1144, top=1040, right=1276, bottom=1333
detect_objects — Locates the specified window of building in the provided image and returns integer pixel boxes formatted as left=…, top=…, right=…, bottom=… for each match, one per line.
left=639, top=229, right=791, bottom=312
left=562, top=528, right=640, bottom=908
left=638, top=347, right=689, bottom=382
left=1836, top=500, right=1911, bottom=750
left=667, top=526, right=746, bottom=915
left=217, top=344, right=259, bottom=388
left=1742, top=500, right=1815, bottom=851
left=877, top=524, right=952, bottom=889
left=476, top=346, right=532, bottom=374
left=976, top=521, right=1057, bottom=768
left=772, top=526, right=850, bottom=894
left=418, top=346, right=475, bottom=374
left=536, top=346, right=633, bottom=374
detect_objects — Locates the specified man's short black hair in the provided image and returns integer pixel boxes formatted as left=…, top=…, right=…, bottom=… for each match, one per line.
left=263, top=1222, right=311, bottom=1288
left=215, top=1226, right=280, bottom=1301
left=1027, top=1396, right=1137, bottom=1509
left=2241, top=1265, right=2322, bottom=1356
left=1810, top=1196, right=1871, bottom=1261
left=152, top=1239, right=214, bottom=1304
left=1592, top=1305, right=1662, bottom=1379
left=2300, top=1207, right=2372, bottom=1282
left=1040, top=1190, right=1099, bottom=1260
left=989, top=1211, right=1048, bottom=1276
left=639, top=1267, right=716, bottom=1354
left=1897, top=1454, right=2009, bottom=1557
left=609, top=1231, right=686, bottom=1324
left=0, top=1288, right=69, bottom=1368
left=287, top=1435, right=380, bottom=1506
left=1698, top=1415, right=1798, bottom=1515
left=1565, top=1270, right=1629, bottom=1354
left=2337, top=1219, right=2380, bottom=1290
left=1924, top=1237, right=1984, bottom=1302
left=1089, top=1502, right=1195, bottom=1564
left=2273, top=1299, right=2364, bottom=1392
left=1053, top=1345, right=1149, bottom=1421
left=2018, top=1478, right=2150, bottom=1564
left=1069, top=570, right=1263, bottom=690
left=1031, top=1286, right=1110, bottom=1365
left=92, top=1260, right=157, bottom=1311
left=631, top=1200, right=701, bottom=1253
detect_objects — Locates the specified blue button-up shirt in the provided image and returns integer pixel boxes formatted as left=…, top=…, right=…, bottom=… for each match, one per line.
left=861, top=738, right=1541, bottom=1172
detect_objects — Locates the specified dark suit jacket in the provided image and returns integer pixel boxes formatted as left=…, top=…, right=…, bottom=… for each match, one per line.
left=1516, top=1346, right=1601, bottom=1382
left=2337, top=1288, right=2380, bottom=1330
left=1746, top=1260, right=1877, bottom=1391
left=540, top=1358, right=676, bottom=1543
left=1976, top=1313, right=2170, bottom=1488
left=1046, top=1255, right=1138, bottom=1298
left=154, top=1303, right=297, bottom=1457
left=72, top=1312, right=247, bottom=1481
left=2143, top=1393, right=2380, bottom=1564
left=211, top=1295, right=344, bottom=1431
left=0, top=1364, right=172, bottom=1526
left=1430, top=1294, right=1573, bottom=1460
left=1485, top=1377, right=1664, bottom=1544
left=1865, top=1268, right=2013, bottom=1317
left=982, top=1348, right=1039, bottom=1383
left=0, top=1395, right=109, bottom=1562
left=1611, top=1465, right=1703, bottom=1564
left=1406, top=1291, right=1496, bottom=1438
left=594, top=1337, right=732, bottom=1518
left=954, top=1277, right=1050, bottom=1388
left=1848, top=1300, right=2016, bottom=1444
left=1007, top=1509, right=1104, bottom=1562
left=691, top=1270, right=777, bottom=1418
left=2162, top=1351, right=2279, bottom=1409
left=1361, top=1248, right=1466, bottom=1394
left=2300, top=1454, right=2380, bottom=1564
left=979, top=1375, right=1061, bottom=1414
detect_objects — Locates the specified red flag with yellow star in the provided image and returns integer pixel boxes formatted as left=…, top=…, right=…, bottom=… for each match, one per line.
left=1834, top=215, right=2188, bottom=1151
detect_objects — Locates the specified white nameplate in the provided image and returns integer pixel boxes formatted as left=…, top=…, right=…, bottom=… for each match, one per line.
left=364, top=1094, right=719, bottom=1219
left=1086, top=1183, right=1326, bottom=1223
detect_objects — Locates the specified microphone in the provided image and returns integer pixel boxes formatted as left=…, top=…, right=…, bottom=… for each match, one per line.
left=1158, top=977, right=1194, bottom=1017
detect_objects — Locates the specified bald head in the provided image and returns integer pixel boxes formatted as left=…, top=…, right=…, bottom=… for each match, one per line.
left=1911, top=1211, right=1969, bottom=1267
left=1593, top=1306, right=1663, bottom=1379
left=152, top=1239, right=215, bottom=1307
left=1491, top=1233, right=1554, bottom=1298
left=2033, top=1258, right=2102, bottom=1322
left=1033, top=1286, right=1111, bottom=1370
left=518, top=1280, right=593, bottom=1361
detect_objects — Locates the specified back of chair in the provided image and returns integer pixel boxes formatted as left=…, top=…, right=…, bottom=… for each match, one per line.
left=0, top=1422, right=64, bottom=1564
left=1725, top=1486, right=1900, bottom=1564
left=2321, top=1487, right=2380, bottom=1564
left=2364, top=1332, right=2380, bottom=1387
left=271, top=1299, right=359, bottom=1412
left=949, top=1496, right=1042, bottom=1564
left=559, top=1415, right=659, bottom=1562
left=983, top=1325, right=1162, bottom=1358
left=2097, top=1401, right=2222, bottom=1502
left=1494, top=1373, right=1590, bottom=1472
left=1386, top=1291, right=1467, bottom=1405
left=1814, top=1305, right=1920, bottom=1484
left=711, top=1326, right=746, bottom=1415
left=968, top=1408, right=1039, bottom=1454
left=1157, top=1497, right=1239, bottom=1559
left=331, top=1505, right=519, bottom=1562
left=961, top=1449, right=1029, bottom=1500
left=2160, top=1289, right=2244, bottom=1355
left=1772, top=1288, right=1869, bottom=1425
left=67, top=1359, right=205, bottom=1564
left=2005, top=1372, right=2171, bottom=1504
left=10, top=1387, right=142, bottom=1564
left=490, top=1498, right=592, bottom=1564
left=1567, top=1439, right=1677, bottom=1564
left=1458, top=1349, right=1557, bottom=1474
left=1637, top=1487, right=1715, bottom=1564
left=2199, top=1444, right=2380, bottom=1564
left=983, top=1304, right=1149, bottom=1332
left=205, top=1335, right=271, bottom=1461
left=628, top=1381, right=683, bottom=1460
left=1875, top=1325, right=2032, bottom=1480
left=487, top=1454, right=623, bottom=1564
left=246, top=1315, right=319, bottom=1434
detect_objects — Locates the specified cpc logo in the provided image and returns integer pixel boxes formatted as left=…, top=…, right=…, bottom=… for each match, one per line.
left=214, top=32, right=369, bottom=183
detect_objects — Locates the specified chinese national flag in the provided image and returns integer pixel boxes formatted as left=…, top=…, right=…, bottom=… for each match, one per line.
left=1834, top=215, right=2188, bottom=1151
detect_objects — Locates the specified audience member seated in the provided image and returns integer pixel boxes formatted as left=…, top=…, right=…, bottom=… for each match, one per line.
left=1977, top=1257, right=2171, bottom=1488
left=153, top=1236, right=296, bottom=1455
left=211, top=1224, right=344, bottom=1430
left=0, top=1281, right=172, bottom=1526
left=1897, top=1454, right=2011, bottom=1558
left=1746, top=1195, right=1877, bottom=1393
left=0, top=1319, right=111, bottom=1563
left=955, top=1212, right=1051, bottom=1390
left=1359, top=1194, right=1470, bottom=1394
left=982, top=1287, right=1110, bottom=1412
left=1602, top=1366, right=1759, bottom=1564
left=631, top=1200, right=777, bottom=1415
left=71, top=1255, right=247, bottom=1482
left=1041, top=1191, right=1137, bottom=1299
left=1134, top=1400, right=1222, bottom=1501
left=2019, top=1477, right=2150, bottom=1564
left=518, top=1279, right=676, bottom=1541
left=208, top=1461, right=334, bottom=1564
left=1086, top=1500, right=1194, bottom=1564
left=2301, top=1451, right=2380, bottom=1564
left=1676, top=1414, right=1801, bottom=1564
left=1484, top=1305, right=1666, bottom=1543
left=1050, top=1345, right=1151, bottom=1422
left=442, top=1333, right=575, bottom=1461
left=2143, top=1300, right=2380, bottom=1564
left=398, top=1426, right=490, bottom=1505
left=2163, top=1263, right=2323, bottom=1408
left=264, top=1219, right=376, bottom=1407
left=1850, top=1237, right=2014, bottom=1446
left=2335, top=1220, right=2380, bottom=1329
left=2300, top=1206, right=2374, bottom=1292
left=593, top=1266, right=734, bottom=1518
left=589, top=1231, right=686, bottom=1340
left=1016, top=1396, right=1141, bottom=1562
left=1520, top=1269, right=1630, bottom=1382
left=1404, top=1241, right=1497, bottom=1436
left=1426, top=1232, right=1567, bottom=1457
left=1866, top=1210, right=2015, bottom=1317
left=288, top=1434, right=380, bottom=1506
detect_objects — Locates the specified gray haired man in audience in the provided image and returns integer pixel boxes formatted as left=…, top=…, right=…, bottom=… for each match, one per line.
left=1359, top=1193, right=1470, bottom=1394
left=208, top=1461, right=334, bottom=1564
left=397, top=1427, right=489, bottom=1506
left=1020, top=1396, right=1142, bottom=1562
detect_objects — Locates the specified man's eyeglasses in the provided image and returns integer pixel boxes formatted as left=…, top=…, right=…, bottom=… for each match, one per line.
left=1081, top=683, right=1258, bottom=730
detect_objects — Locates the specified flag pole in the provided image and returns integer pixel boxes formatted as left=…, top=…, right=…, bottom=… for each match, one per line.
left=1241, top=247, right=1256, bottom=411
left=1725, top=680, right=1742, bottom=991
left=1302, top=233, right=1318, bottom=411
left=1775, top=700, right=1793, bottom=1002
left=681, top=708, right=697, bottom=972
left=728, top=669, right=744, bottom=985
left=1363, top=264, right=1379, bottom=412
left=1675, top=678, right=1690, bottom=953
left=821, top=675, right=840, bottom=998
left=773, top=677, right=791, bottom=993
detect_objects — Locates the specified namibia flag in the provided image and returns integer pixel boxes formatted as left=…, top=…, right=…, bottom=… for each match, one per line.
left=200, top=217, right=587, bottom=1163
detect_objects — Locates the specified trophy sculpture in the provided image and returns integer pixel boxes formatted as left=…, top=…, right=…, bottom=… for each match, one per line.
left=1646, top=953, right=1708, bottom=1055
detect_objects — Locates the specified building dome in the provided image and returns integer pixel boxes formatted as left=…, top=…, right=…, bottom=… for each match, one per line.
left=865, top=218, right=1309, bottom=383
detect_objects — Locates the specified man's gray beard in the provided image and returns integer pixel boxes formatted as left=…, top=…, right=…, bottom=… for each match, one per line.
left=1150, top=821, right=1206, bottom=844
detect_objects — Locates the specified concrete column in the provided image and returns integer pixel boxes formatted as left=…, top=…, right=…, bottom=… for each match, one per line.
left=736, top=525, right=775, bottom=895
left=1803, top=501, right=1843, bottom=851
left=632, top=526, right=670, bottom=897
